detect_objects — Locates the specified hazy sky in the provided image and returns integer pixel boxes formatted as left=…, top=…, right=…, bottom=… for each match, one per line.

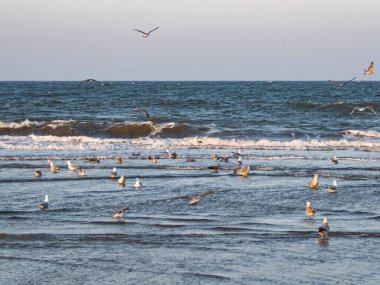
left=0, top=0, right=379, bottom=80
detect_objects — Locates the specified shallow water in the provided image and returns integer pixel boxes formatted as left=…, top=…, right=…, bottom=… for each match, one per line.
left=0, top=82, right=379, bottom=284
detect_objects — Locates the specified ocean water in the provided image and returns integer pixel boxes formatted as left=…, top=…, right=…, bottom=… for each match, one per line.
left=0, top=81, right=379, bottom=284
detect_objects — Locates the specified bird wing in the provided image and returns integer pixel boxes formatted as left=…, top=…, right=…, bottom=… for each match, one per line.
left=368, top=61, right=374, bottom=72
left=148, top=27, right=159, bottom=34
left=134, top=29, right=148, bottom=35
left=195, top=190, right=215, bottom=199
left=341, top=77, right=357, bottom=86
left=133, top=108, right=150, bottom=117
left=327, top=79, right=341, bottom=87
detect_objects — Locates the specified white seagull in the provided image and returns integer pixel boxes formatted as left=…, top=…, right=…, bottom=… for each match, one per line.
left=318, top=217, right=330, bottom=239
left=134, top=27, right=159, bottom=38
left=134, top=178, right=142, bottom=189
left=67, top=161, right=79, bottom=171
left=118, top=175, right=126, bottom=186
left=350, top=106, right=376, bottom=115
left=110, top=167, right=118, bottom=179
left=50, top=162, right=60, bottom=173
left=305, top=200, right=316, bottom=218
left=327, top=180, right=338, bottom=193
left=39, top=195, right=49, bottom=210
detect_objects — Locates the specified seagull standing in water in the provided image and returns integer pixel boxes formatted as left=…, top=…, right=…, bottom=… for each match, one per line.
left=39, top=195, right=49, bottom=210
left=134, top=27, right=159, bottom=38
left=308, top=174, right=319, bottom=189
left=234, top=166, right=250, bottom=177
left=318, top=217, right=330, bottom=239
left=363, top=61, right=374, bottom=75
left=112, top=207, right=129, bottom=219
left=118, top=175, right=126, bottom=186
left=50, top=162, right=60, bottom=173
left=173, top=190, right=216, bottom=206
left=67, top=161, right=79, bottom=171
left=349, top=106, right=376, bottom=115
left=305, top=200, right=316, bottom=218
left=134, top=178, right=142, bottom=189
left=331, top=155, right=338, bottom=164
left=327, top=180, right=338, bottom=193
left=110, top=167, right=118, bottom=179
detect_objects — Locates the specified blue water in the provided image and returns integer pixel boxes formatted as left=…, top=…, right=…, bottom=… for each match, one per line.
left=0, top=81, right=379, bottom=284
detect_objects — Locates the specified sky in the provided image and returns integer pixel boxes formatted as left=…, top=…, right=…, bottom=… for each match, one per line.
left=0, top=0, right=379, bottom=80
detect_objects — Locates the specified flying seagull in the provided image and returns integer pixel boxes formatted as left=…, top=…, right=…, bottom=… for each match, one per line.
left=328, top=77, right=356, bottom=87
left=363, top=61, right=374, bottom=75
left=134, top=27, right=159, bottom=38
left=133, top=108, right=150, bottom=118
left=349, top=106, right=376, bottom=115
left=78, top=78, right=102, bottom=86
left=173, top=190, right=216, bottom=206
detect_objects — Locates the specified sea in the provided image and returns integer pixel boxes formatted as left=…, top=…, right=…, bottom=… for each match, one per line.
left=0, top=81, right=379, bottom=284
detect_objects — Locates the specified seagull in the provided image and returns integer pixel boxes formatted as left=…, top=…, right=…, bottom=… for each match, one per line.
left=151, top=158, right=158, bottom=164
left=350, top=106, right=376, bottom=115
left=134, top=178, right=142, bottom=189
left=328, top=77, right=356, bottom=87
left=208, top=164, right=220, bottom=173
left=78, top=168, right=85, bottom=176
left=116, top=157, right=123, bottom=164
left=234, top=166, right=250, bottom=177
left=39, top=195, right=49, bottom=210
left=84, top=157, right=100, bottom=163
left=118, top=175, right=125, bottom=186
left=50, top=162, right=60, bottom=173
left=327, top=180, right=338, bottom=193
left=78, top=78, right=102, bottom=86
left=112, top=207, right=129, bottom=219
left=134, top=27, right=159, bottom=38
left=305, top=200, right=316, bottom=218
left=318, top=217, right=330, bottom=239
left=237, top=157, right=243, bottom=166
left=211, top=154, right=219, bottom=160
left=67, top=161, right=79, bottom=171
left=363, top=61, right=374, bottom=75
left=331, top=155, right=338, bottom=164
left=110, top=167, right=118, bottom=179
left=133, top=108, right=150, bottom=118
left=166, top=148, right=177, bottom=159
left=308, top=174, right=319, bottom=189
left=35, top=170, right=42, bottom=177
left=217, top=156, right=230, bottom=163
left=47, top=159, right=52, bottom=167
left=173, top=190, right=216, bottom=206
left=232, top=149, right=242, bottom=158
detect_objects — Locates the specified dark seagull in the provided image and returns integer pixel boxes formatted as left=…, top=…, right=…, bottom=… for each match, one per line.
left=328, top=77, right=356, bottom=87
left=78, top=78, right=102, bottom=86
left=133, top=108, right=150, bottom=118
left=173, top=190, right=216, bottom=206
left=112, top=207, right=129, bottom=219
left=134, top=27, right=159, bottom=38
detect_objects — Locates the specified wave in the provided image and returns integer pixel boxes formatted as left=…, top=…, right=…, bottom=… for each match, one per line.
left=1, top=135, right=380, bottom=152
left=0, top=119, right=203, bottom=138
left=344, top=129, right=380, bottom=138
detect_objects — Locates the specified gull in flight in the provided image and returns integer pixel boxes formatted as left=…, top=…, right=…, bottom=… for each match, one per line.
left=39, top=195, right=49, bottom=210
left=78, top=78, right=102, bottom=86
left=328, top=77, right=356, bottom=87
left=305, top=200, right=316, bottom=218
left=308, top=174, right=319, bottom=189
left=350, top=106, right=376, bottom=115
left=327, top=180, right=338, bottom=193
left=112, top=207, right=129, bottom=219
left=318, top=217, right=330, bottom=239
left=363, top=61, right=374, bottom=75
left=173, top=190, right=216, bottom=206
left=134, top=27, right=159, bottom=38
left=133, top=108, right=150, bottom=118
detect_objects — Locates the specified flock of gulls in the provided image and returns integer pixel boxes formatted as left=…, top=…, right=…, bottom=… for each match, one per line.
left=31, top=149, right=345, bottom=241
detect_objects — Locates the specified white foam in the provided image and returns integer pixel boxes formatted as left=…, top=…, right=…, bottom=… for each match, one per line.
left=0, top=119, right=45, bottom=129
left=0, top=135, right=378, bottom=152
left=344, top=130, right=380, bottom=138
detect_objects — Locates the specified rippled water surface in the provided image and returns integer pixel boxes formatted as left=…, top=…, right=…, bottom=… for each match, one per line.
left=0, top=82, right=379, bottom=284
